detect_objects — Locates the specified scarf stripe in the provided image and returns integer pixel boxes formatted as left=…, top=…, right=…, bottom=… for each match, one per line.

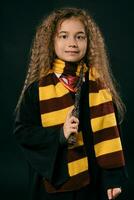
left=68, top=157, right=88, bottom=176
left=89, top=89, right=112, bottom=107
left=94, top=137, right=122, bottom=156
left=89, top=80, right=105, bottom=92
left=67, top=145, right=86, bottom=162
left=40, top=93, right=73, bottom=114
left=91, top=113, right=117, bottom=132
left=90, top=101, right=114, bottom=118
left=93, top=126, right=120, bottom=144
left=39, top=73, right=59, bottom=86
left=39, top=82, right=69, bottom=100
left=97, top=151, right=124, bottom=168
left=41, top=106, right=73, bottom=127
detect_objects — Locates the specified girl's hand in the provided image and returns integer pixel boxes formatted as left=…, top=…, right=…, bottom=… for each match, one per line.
left=63, top=107, right=79, bottom=139
left=107, top=187, right=122, bottom=199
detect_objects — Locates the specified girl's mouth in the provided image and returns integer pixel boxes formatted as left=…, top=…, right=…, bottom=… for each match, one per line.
left=65, top=51, right=79, bottom=54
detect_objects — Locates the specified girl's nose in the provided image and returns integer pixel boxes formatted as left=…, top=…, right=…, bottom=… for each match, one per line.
left=69, top=44, right=77, bottom=47
left=68, top=37, right=78, bottom=47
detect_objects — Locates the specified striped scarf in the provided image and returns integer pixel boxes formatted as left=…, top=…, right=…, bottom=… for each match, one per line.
left=39, top=59, right=125, bottom=192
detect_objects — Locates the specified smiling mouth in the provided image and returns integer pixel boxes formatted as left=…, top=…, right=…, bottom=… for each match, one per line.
left=65, top=51, right=79, bottom=54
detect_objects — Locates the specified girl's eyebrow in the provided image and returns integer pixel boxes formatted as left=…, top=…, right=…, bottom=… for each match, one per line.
left=58, top=31, right=86, bottom=34
left=58, top=31, right=67, bottom=34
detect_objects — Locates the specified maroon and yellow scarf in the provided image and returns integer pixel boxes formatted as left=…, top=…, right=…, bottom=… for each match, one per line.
left=39, top=59, right=125, bottom=191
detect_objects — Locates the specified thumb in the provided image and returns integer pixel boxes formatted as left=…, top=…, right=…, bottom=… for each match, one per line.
left=66, top=106, right=74, bottom=119
left=107, top=189, right=113, bottom=200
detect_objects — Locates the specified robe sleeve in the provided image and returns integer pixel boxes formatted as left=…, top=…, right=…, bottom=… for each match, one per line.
left=101, top=117, right=128, bottom=191
left=13, top=81, right=69, bottom=186
left=99, top=105, right=128, bottom=193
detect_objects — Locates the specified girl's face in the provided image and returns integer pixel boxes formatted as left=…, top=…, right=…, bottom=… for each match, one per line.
left=54, top=17, right=87, bottom=62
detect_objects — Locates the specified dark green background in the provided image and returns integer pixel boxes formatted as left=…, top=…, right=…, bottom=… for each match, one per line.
left=1, top=0, right=132, bottom=199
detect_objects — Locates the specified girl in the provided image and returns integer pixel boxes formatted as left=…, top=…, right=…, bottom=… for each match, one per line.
left=13, top=7, right=127, bottom=200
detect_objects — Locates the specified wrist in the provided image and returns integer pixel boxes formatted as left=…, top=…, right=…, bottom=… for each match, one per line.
left=59, top=127, right=68, bottom=146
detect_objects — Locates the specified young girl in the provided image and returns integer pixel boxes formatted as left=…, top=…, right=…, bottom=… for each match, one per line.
left=13, top=7, right=127, bottom=200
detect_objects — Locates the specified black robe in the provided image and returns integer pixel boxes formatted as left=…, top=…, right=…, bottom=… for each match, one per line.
left=13, top=78, right=127, bottom=200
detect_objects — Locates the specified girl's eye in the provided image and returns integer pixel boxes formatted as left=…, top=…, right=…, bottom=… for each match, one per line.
left=76, top=35, right=86, bottom=40
left=62, top=35, right=67, bottom=39
left=59, top=35, right=68, bottom=39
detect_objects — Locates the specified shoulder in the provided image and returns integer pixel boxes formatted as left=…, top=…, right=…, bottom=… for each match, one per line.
left=27, top=81, right=39, bottom=93
left=23, top=81, right=39, bottom=105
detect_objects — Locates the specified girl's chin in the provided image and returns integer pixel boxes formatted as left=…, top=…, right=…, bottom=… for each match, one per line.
left=60, top=57, right=82, bottom=62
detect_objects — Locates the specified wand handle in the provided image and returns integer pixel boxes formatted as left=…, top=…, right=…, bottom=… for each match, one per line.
left=68, top=64, right=84, bottom=147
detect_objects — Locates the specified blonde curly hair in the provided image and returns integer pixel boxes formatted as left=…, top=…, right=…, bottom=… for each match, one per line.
left=15, top=7, right=126, bottom=122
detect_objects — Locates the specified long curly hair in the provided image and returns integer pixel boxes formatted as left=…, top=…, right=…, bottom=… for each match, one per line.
left=15, top=7, right=126, bottom=122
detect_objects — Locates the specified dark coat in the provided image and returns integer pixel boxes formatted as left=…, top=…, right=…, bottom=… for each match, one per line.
left=13, top=79, right=127, bottom=200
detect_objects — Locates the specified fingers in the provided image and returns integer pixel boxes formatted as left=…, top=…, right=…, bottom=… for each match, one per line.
left=70, top=122, right=78, bottom=129
left=107, top=189, right=112, bottom=200
left=69, top=125, right=78, bottom=133
left=107, top=188, right=122, bottom=200
left=63, top=107, right=79, bottom=139
left=66, top=107, right=79, bottom=127
left=67, top=117, right=79, bottom=135
left=70, top=116, right=79, bottom=124
left=112, top=188, right=122, bottom=199
left=69, top=116, right=79, bottom=133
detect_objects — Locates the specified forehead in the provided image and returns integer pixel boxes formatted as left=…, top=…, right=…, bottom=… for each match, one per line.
left=56, top=17, right=86, bottom=33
